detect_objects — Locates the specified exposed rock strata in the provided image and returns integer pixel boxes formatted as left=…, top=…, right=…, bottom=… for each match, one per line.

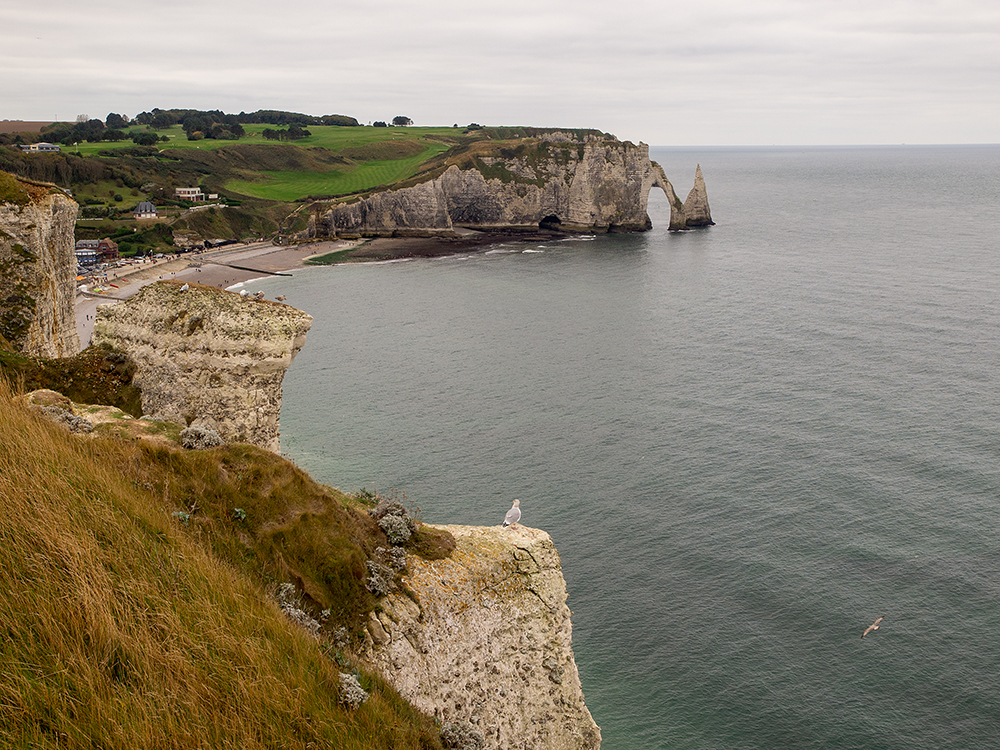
left=364, top=524, right=601, bottom=750
left=319, top=136, right=711, bottom=238
left=92, top=281, right=311, bottom=452
left=0, top=174, right=80, bottom=356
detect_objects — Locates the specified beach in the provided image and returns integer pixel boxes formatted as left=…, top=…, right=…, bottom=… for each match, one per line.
left=74, top=231, right=555, bottom=347
left=74, top=240, right=342, bottom=347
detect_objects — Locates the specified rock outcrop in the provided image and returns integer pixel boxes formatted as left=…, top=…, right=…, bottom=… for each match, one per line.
left=681, top=164, right=713, bottom=227
left=363, top=524, right=601, bottom=750
left=0, top=172, right=80, bottom=356
left=319, top=135, right=711, bottom=238
left=92, top=280, right=311, bottom=452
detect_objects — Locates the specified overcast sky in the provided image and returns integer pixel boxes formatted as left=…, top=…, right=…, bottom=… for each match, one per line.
left=3, top=0, right=998, bottom=145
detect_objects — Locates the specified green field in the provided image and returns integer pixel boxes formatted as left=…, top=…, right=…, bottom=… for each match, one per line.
left=65, top=125, right=463, bottom=201
left=224, top=141, right=452, bottom=200
left=70, top=124, right=462, bottom=156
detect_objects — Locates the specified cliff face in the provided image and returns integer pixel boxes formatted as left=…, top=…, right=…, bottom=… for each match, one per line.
left=0, top=174, right=80, bottom=356
left=321, top=135, right=711, bottom=237
left=364, top=524, right=601, bottom=750
left=92, top=281, right=311, bottom=452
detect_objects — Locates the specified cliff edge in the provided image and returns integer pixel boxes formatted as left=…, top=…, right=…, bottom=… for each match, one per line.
left=319, top=134, right=711, bottom=239
left=364, top=524, right=601, bottom=750
left=92, top=280, right=311, bottom=452
left=0, top=172, right=80, bottom=357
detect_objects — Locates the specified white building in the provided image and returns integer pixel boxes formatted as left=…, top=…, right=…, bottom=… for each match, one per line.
left=175, top=187, right=205, bottom=202
left=20, top=142, right=61, bottom=153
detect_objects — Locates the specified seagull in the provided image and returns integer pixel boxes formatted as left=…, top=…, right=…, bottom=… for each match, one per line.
left=861, top=615, right=885, bottom=638
left=179, top=283, right=189, bottom=291
left=502, top=499, right=521, bottom=528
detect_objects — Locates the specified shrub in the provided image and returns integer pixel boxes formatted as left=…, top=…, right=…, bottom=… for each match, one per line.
left=276, top=582, right=321, bottom=637
left=180, top=425, right=225, bottom=449
left=440, top=723, right=485, bottom=750
left=378, top=513, right=413, bottom=545
left=339, top=672, right=369, bottom=709
left=365, top=560, right=394, bottom=597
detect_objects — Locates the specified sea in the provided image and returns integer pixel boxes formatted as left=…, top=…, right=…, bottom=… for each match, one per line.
left=254, top=144, right=1000, bottom=750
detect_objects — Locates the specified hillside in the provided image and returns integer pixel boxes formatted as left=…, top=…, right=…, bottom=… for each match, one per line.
left=0, top=121, right=612, bottom=251
left=0, top=377, right=452, bottom=749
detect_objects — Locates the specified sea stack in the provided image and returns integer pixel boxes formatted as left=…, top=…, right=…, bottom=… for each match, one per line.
left=681, top=164, right=714, bottom=227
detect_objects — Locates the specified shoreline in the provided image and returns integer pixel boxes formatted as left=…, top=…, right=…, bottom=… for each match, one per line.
left=75, top=241, right=327, bottom=347
left=73, top=231, right=567, bottom=348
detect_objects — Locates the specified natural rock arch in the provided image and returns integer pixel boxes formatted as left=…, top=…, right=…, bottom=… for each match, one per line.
left=648, top=162, right=714, bottom=230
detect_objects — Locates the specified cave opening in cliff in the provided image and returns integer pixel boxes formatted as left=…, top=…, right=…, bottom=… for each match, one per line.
left=539, top=215, right=562, bottom=230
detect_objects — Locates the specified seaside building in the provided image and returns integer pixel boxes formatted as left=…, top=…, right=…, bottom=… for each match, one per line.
left=133, top=201, right=158, bottom=219
left=75, top=238, right=119, bottom=265
left=97, top=238, right=119, bottom=262
left=75, top=240, right=99, bottom=266
left=175, top=187, right=205, bottom=202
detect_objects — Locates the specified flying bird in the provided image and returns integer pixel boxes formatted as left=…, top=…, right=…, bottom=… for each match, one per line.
left=861, top=615, right=885, bottom=638
left=502, top=499, right=521, bottom=528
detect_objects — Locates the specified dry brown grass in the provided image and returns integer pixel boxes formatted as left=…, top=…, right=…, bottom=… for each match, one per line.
left=0, top=380, right=443, bottom=749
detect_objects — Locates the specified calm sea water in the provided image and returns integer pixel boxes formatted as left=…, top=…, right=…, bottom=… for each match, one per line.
left=258, top=145, right=1000, bottom=750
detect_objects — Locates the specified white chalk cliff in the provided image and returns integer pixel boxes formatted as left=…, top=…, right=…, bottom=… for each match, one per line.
left=0, top=174, right=80, bottom=356
left=364, top=524, right=601, bottom=750
left=92, top=280, right=311, bottom=452
left=320, top=134, right=711, bottom=238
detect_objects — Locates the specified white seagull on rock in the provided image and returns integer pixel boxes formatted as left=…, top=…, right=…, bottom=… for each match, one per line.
left=502, top=499, right=521, bottom=528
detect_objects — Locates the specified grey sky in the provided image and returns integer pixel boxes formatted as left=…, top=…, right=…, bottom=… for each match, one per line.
left=3, top=0, right=998, bottom=145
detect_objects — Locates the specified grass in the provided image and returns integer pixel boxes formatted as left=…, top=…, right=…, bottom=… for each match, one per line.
left=225, top=142, right=451, bottom=200
left=0, top=171, right=30, bottom=205
left=0, top=343, right=142, bottom=416
left=0, top=378, right=451, bottom=748
left=70, top=125, right=462, bottom=156
left=66, top=125, right=459, bottom=202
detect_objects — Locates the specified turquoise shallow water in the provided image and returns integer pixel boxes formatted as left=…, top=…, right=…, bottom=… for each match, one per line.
left=258, top=144, right=1000, bottom=749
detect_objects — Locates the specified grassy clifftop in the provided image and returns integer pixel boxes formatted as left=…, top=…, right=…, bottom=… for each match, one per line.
left=0, top=378, right=450, bottom=748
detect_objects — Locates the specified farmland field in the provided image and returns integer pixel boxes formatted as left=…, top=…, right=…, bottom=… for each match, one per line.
left=70, top=125, right=462, bottom=156
left=224, top=141, right=452, bottom=200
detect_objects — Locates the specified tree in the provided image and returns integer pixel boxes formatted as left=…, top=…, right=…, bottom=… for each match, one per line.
left=372, top=121, right=387, bottom=128
left=106, top=113, right=128, bottom=129
left=392, top=116, right=413, bottom=127
left=132, top=131, right=160, bottom=146
left=151, top=112, right=178, bottom=129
